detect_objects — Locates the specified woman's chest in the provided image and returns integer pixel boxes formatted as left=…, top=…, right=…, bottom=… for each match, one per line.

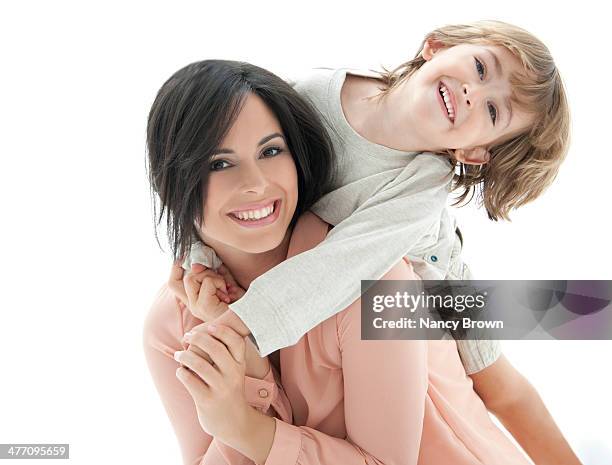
left=278, top=325, right=347, bottom=436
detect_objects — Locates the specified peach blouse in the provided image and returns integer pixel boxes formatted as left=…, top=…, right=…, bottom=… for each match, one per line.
left=143, top=212, right=530, bottom=465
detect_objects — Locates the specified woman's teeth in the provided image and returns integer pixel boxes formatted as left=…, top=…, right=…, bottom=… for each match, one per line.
left=439, top=84, right=455, bottom=120
left=231, top=204, right=275, bottom=221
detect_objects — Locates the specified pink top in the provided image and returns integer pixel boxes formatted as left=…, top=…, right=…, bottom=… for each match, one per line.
left=143, top=212, right=530, bottom=465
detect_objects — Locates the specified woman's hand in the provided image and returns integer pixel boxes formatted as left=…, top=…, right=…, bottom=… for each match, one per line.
left=182, top=324, right=270, bottom=380
left=174, top=324, right=252, bottom=442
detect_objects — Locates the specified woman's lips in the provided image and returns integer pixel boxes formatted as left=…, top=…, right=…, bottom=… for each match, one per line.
left=227, top=199, right=282, bottom=228
left=228, top=199, right=278, bottom=213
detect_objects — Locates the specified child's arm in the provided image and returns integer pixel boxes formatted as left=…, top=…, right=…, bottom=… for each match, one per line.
left=226, top=153, right=453, bottom=356
left=223, top=259, right=428, bottom=465
left=470, top=354, right=583, bottom=465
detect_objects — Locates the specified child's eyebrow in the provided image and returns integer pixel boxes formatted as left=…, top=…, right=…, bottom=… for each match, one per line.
left=485, top=49, right=513, bottom=130
left=485, top=49, right=503, bottom=78
left=504, top=99, right=513, bottom=130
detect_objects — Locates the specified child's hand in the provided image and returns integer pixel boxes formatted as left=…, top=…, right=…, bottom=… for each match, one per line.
left=167, top=261, right=246, bottom=322
left=216, top=264, right=246, bottom=302
left=183, top=264, right=242, bottom=322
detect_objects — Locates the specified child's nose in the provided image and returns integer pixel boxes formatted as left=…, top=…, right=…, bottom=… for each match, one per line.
left=462, top=84, right=474, bottom=108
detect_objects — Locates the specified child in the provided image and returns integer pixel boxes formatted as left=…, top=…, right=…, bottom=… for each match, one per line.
left=165, top=20, right=578, bottom=464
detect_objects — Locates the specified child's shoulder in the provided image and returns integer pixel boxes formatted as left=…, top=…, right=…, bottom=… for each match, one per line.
left=288, top=67, right=343, bottom=100
left=288, top=67, right=337, bottom=86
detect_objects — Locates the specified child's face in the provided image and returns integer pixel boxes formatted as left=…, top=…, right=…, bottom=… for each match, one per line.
left=198, top=93, right=298, bottom=255
left=397, top=41, right=534, bottom=153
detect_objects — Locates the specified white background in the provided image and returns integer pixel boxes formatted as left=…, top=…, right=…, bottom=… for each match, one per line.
left=1, top=1, right=611, bottom=464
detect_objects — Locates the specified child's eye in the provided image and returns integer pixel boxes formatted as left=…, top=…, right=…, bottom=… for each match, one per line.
left=474, top=57, right=486, bottom=80
left=488, top=103, right=497, bottom=125
left=261, top=146, right=284, bottom=158
left=210, top=159, right=231, bottom=171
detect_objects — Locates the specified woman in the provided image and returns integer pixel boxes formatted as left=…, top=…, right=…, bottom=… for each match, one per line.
left=143, top=59, right=532, bottom=465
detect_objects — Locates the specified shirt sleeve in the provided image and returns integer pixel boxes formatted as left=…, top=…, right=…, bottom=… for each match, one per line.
left=143, top=286, right=292, bottom=465
left=444, top=234, right=503, bottom=374
left=199, top=362, right=294, bottom=465
left=264, top=258, right=428, bottom=465
left=243, top=363, right=293, bottom=422
left=230, top=153, right=453, bottom=356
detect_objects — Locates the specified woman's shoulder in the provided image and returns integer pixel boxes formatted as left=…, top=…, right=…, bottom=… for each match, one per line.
left=286, top=211, right=331, bottom=257
left=335, top=257, right=422, bottom=343
left=142, top=284, right=201, bottom=351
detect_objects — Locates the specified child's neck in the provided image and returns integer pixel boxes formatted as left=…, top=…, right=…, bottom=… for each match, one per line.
left=341, top=73, right=442, bottom=153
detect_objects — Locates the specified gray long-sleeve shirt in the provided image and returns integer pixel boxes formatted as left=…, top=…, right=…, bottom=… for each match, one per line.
left=187, top=68, right=500, bottom=373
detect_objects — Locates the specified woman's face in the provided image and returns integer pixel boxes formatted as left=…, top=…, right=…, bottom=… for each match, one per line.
left=394, top=41, right=534, bottom=151
left=198, top=93, right=298, bottom=254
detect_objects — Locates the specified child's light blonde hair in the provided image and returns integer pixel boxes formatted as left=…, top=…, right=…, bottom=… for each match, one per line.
left=378, top=20, right=570, bottom=221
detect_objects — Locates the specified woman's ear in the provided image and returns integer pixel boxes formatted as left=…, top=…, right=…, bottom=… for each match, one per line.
left=454, top=147, right=491, bottom=165
left=421, top=37, right=446, bottom=61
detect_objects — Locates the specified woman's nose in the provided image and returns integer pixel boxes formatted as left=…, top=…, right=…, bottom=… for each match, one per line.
left=241, top=165, right=269, bottom=194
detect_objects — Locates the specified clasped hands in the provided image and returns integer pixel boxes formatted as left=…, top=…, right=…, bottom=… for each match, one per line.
left=168, top=261, right=270, bottom=441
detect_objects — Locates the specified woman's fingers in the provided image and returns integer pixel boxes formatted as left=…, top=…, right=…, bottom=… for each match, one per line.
left=175, top=365, right=209, bottom=404
left=182, top=331, right=236, bottom=376
left=175, top=347, right=222, bottom=388
left=187, top=343, right=214, bottom=365
left=168, top=260, right=188, bottom=305
left=206, top=325, right=246, bottom=365
left=183, top=324, right=246, bottom=369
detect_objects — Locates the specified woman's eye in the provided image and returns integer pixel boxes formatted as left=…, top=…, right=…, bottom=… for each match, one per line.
left=261, top=146, right=284, bottom=158
left=210, top=159, right=231, bottom=171
left=488, top=103, right=497, bottom=125
left=475, top=58, right=486, bottom=80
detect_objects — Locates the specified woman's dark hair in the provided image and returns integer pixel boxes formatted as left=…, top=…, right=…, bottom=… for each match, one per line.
left=146, top=60, right=337, bottom=260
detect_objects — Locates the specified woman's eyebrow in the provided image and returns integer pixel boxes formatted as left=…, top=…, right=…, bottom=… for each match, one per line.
left=258, top=132, right=285, bottom=146
left=212, top=133, right=285, bottom=155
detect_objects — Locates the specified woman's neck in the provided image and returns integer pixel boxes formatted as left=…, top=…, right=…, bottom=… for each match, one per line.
left=202, top=228, right=293, bottom=290
left=341, top=73, right=441, bottom=153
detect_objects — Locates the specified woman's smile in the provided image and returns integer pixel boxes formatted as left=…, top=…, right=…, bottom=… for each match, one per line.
left=227, top=199, right=282, bottom=228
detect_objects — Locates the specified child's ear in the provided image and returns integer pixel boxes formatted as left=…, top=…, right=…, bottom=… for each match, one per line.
left=422, top=37, right=446, bottom=61
left=454, top=147, right=491, bottom=165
